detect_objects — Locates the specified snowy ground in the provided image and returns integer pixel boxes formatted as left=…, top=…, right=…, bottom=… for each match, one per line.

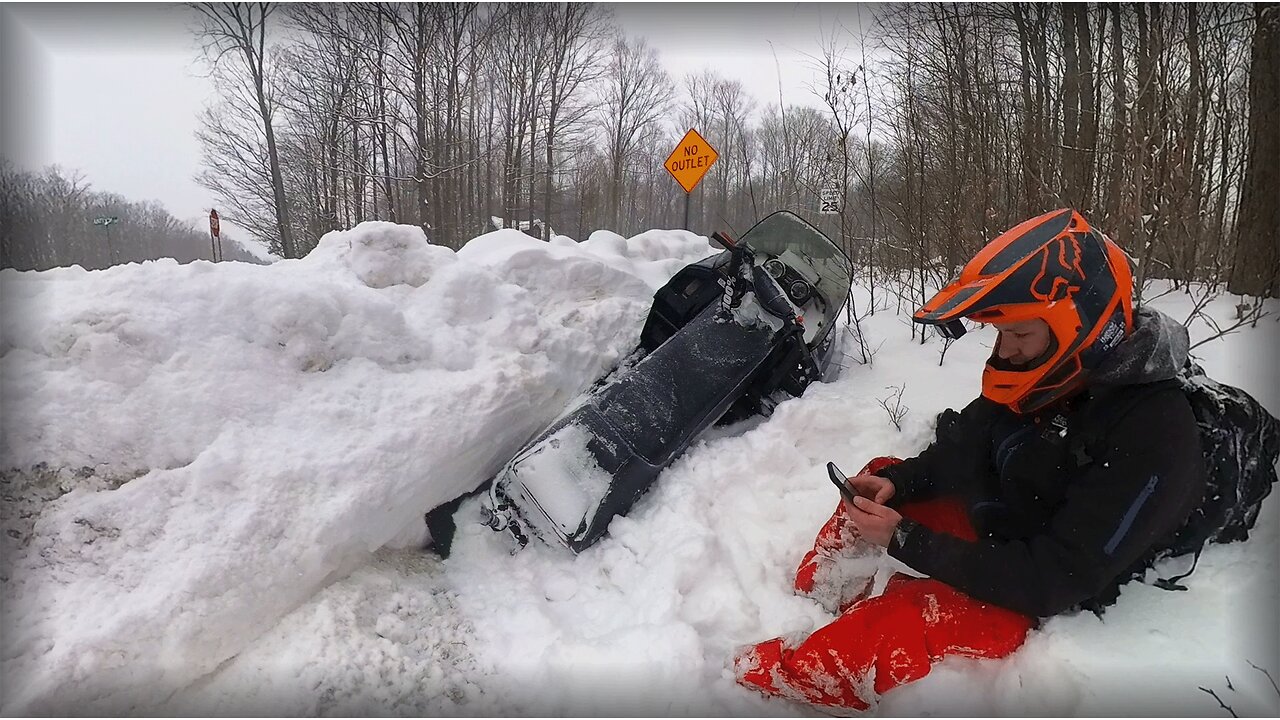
left=1, top=221, right=1277, bottom=716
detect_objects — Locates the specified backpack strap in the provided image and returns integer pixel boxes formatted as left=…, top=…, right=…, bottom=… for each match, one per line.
left=1152, top=547, right=1202, bottom=592
left=1064, top=380, right=1179, bottom=472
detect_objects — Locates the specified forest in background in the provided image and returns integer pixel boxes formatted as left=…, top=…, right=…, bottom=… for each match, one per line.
left=190, top=2, right=1277, bottom=303
left=1, top=3, right=1275, bottom=305
left=0, top=161, right=263, bottom=271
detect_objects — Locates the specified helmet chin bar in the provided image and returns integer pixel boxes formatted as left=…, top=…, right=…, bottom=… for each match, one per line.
left=981, top=319, right=1079, bottom=413
left=1005, top=356, right=1089, bottom=414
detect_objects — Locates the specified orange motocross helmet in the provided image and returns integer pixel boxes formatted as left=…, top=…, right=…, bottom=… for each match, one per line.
left=914, top=209, right=1134, bottom=415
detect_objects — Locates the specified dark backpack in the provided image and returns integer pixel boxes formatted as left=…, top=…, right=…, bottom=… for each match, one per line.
left=1068, top=360, right=1280, bottom=592
left=1161, top=361, right=1280, bottom=559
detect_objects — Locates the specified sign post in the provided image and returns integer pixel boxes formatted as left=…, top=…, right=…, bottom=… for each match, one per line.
left=664, top=128, right=718, bottom=231
left=209, top=209, right=222, bottom=262
left=92, top=215, right=120, bottom=264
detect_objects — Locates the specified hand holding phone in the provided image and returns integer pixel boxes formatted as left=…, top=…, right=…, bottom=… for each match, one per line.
left=827, top=461, right=858, bottom=503
left=827, top=462, right=898, bottom=505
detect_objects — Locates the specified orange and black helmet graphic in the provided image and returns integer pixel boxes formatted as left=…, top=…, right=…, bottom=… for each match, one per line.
left=915, top=209, right=1134, bottom=414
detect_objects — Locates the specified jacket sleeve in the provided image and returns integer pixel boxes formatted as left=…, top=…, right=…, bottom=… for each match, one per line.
left=887, top=387, right=1207, bottom=617
left=879, top=397, right=993, bottom=505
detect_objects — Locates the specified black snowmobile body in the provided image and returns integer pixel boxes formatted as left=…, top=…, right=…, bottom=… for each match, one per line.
left=482, top=211, right=854, bottom=553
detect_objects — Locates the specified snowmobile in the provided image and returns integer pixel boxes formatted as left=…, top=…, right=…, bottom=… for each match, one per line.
left=480, top=211, right=854, bottom=553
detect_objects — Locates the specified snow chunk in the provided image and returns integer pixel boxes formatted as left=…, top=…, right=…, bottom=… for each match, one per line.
left=306, top=221, right=454, bottom=289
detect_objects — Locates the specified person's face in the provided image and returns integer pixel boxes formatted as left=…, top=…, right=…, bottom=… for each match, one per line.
left=992, top=318, right=1052, bottom=367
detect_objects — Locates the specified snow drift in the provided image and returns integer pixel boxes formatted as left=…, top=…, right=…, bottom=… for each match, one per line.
left=0, top=222, right=715, bottom=713
left=1, top=219, right=1276, bottom=716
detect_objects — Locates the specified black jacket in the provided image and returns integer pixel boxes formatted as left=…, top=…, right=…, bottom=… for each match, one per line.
left=881, top=308, right=1208, bottom=618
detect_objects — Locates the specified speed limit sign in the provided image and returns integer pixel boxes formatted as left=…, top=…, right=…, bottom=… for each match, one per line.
left=819, top=187, right=842, bottom=215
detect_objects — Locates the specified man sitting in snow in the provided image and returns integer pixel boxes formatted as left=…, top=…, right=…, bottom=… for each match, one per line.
left=735, top=208, right=1209, bottom=710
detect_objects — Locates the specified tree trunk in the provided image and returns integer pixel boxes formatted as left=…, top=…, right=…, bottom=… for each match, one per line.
left=544, top=113, right=557, bottom=240
left=376, top=36, right=395, bottom=223
left=1060, top=3, right=1081, bottom=209
left=1013, top=5, right=1042, bottom=216
left=414, top=37, right=430, bottom=239
left=1074, top=3, right=1096, bottom=214
left=1229, top=3, right=1280, bottom=297
left=343, top=119, right=354, bottom=228
left=1104, top=4, right=1127, bottom=229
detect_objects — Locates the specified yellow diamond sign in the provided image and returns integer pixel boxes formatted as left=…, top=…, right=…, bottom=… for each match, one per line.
left=664, top=128, right=718, bottom=193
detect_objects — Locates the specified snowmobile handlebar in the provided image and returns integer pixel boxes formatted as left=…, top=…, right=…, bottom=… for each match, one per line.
left=717, top=231, right=756, bottom=313
left=710, top=230, right=738, bottom=249
left=712, top=228, right=821, bottom=381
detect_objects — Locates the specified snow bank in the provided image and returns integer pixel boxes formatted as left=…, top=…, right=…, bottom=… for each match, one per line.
left=3, top=218, right=1276, bottom=717
left=169, top=277, right=1279, bottom=717
left=0, top=222, right=714, bottom=714
left=436, top=285, right=1280, bottom=716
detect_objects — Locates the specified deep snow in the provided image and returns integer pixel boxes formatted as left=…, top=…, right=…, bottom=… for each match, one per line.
left=1, top=221, right=1276, bottom=716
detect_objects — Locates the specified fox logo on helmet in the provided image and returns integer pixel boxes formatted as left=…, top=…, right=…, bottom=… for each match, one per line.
left=1030, top=232, right=1086, bottom=303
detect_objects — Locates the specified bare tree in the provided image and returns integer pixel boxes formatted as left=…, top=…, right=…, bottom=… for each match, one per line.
left=279, top=4, right=364, bottom=249
left=193, top=2, right=296, bottom=258
left=865, top=2, right=1258, bottom=326
left=195, top=102, right=284, bottom=253
left=878, top=384, right=909, bottom=431
left=539, top=5, right=609, bottom=240
left=178, top=0, right=1264, bottom=302
left=599, top=34, right=672, bottom=234
left=1059, top=2, right=1097, bottom=213
left=812, top=33, right=862, bottom=265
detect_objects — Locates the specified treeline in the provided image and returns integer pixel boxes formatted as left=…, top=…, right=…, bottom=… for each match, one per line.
left=197, top=2, right=1278, bottom=299
left=0, top=161, right=263, bottom=271
left=867, top=3, right=1278, bottom=304
left=193, top=3, right=854, bottom=258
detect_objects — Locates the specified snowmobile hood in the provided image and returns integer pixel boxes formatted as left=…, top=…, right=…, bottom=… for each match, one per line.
left=1090, top=306, right=1189, bottom=387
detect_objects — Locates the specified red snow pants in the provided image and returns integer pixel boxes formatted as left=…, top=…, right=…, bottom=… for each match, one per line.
left=735, top=457, right=1035, bottom=711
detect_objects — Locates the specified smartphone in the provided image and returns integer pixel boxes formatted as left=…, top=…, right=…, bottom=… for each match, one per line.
left=827, top=461, right=859, bottom=503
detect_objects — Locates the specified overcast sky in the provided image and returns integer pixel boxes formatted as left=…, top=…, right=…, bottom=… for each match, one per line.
left=0, top=3, right=872, bottom=239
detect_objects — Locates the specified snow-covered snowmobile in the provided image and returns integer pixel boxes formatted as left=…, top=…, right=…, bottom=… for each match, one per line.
left=481, top=211, right=854, bottom=553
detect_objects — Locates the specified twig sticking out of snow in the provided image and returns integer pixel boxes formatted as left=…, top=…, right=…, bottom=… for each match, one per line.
left=1187, top=300, right=1271, bottom=351
left=938, top=336, right=956, bottom=366
left=878, top=384, right=908, bottom=432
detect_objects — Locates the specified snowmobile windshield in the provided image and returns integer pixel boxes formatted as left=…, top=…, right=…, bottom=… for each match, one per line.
left=740, top=211, right=853, bottom=333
